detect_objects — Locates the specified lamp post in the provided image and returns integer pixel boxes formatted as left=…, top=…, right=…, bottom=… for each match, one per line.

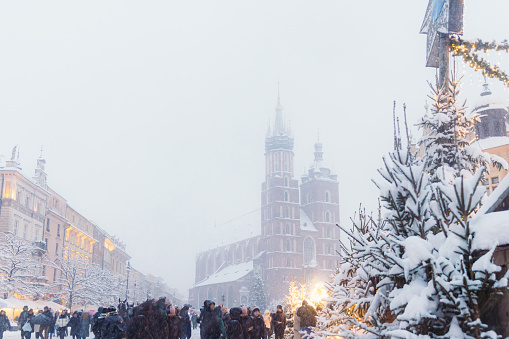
left=125, top=261, right=131, bottom=301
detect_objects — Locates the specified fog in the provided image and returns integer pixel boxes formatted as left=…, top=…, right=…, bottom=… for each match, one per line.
left=1, top=1, right=508, bottom=295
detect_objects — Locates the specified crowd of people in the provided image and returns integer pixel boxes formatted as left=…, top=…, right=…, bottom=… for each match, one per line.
left=13, top=306, right=92, bottom=339
left=3, top=297, right=318, bottom=339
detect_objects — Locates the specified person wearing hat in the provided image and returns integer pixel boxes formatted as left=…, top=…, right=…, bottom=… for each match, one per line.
left=0, top=309, right=11, bottom=339
left=18, top=306, right=30, bottom=339
left=270, top=306, right=286, bottom=339
left=38, top=306, right=53, bottom=339
left=251, top=308, right=264, bottom=339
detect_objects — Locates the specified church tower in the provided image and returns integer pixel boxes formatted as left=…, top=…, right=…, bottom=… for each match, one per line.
left=300, top=142, right=340, bottom=280
left=260, top=91, right=301, bottom=301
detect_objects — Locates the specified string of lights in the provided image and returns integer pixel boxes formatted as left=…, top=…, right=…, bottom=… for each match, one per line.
left=450, top=36, right=509, bottom=86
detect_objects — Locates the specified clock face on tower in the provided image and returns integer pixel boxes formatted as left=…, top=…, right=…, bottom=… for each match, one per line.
left=432, top=0, right=446, bottom=21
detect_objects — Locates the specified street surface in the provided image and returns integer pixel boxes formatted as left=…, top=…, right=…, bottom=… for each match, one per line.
left=2, top=327, right=202, bottom=338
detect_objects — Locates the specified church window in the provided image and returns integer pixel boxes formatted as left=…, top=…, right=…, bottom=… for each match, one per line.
left=285, top=223, right=291, bottom=235
left=284, top=207, right=289, bottom=218
left=284, top=176, right=289, bottom=187
left=303, top=237, right=316, bottom=265
left=284, top=192, right=289, bottom=202
left=325, top=191, right=330, bottom=202
left=325, top=211, right=330, bottom=223
left=326, top=227, right=331, bottom=238
left=286, top=239, right=291, bottom=252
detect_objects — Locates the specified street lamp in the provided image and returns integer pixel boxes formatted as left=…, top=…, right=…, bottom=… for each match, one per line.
left=125, top=261, right=131, bottom=301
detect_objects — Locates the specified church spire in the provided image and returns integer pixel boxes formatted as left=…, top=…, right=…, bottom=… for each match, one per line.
left=273, top=83, right=286, bottom=136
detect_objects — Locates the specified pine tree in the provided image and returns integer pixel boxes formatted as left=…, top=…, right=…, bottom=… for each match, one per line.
left=317, top=76, right=509, bottom=338
left=250, top=273, right=267, bottom=310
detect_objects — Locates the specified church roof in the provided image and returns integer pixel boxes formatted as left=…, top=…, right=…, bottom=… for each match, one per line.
left=472, top=136, right=509, bottom=150
left=300, top=208, right=318, bottom=232
left=193, top=261, right=253, bottom=288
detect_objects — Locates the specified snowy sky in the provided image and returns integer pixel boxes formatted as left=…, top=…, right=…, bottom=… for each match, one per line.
left=1, top=1, right=508, bottom=296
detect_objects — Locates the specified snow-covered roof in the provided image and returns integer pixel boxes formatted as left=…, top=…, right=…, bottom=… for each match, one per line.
left=472, top=174, right=509, bottom=250
left=472, top=136, right=509, bottom=150
left=193, top=261, right=253, bottom=288
left=472, top=93, right=509, bottom=113
left=300, top=209, right=318, bottom=232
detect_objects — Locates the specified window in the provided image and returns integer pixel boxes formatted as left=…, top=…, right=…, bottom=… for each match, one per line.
left=492, top=177, right=500, bottom=185
left=284, top=176, right=289, bottom=187
left=303, top=237, right=316, bottom=265
left=482, top=179, right=489, bottom=186
left=286, top=239, right=291, bottom=252
left=284, top=191, right=289, bottom=202
left=285, top=223, right=291, bottom=235
left=55, top=243, right=59, bottom=255
left=35, top=229, right=39, bottom=242
left=46, top=218, right=50, bottom=232
left=326, top=227, right=331, bottom=238
left=23, top=225, right=28, bottom=239
left=45, top=238, right=48, bottom=249
left=325, top=211, right=330, bottom=223
left=325, top=191, right=330, bottom=202
left=284, top=207, right=289, bottom=218
left=14, top=220, right=19, bottom=236
left=307, top=194, right=311, bottom=204
left=53, top=268, right=57, bottom=282
left=57, top=224, right=61, bottom=237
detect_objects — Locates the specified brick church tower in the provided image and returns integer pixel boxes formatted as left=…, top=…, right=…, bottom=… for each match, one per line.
left=260, top=94, right=302, bottom=301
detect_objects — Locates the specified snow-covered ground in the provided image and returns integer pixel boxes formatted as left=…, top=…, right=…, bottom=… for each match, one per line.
left=2, top=327, right=202, bottom=338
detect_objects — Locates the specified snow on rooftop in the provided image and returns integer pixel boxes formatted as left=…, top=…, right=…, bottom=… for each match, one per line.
left=472, top=136, right=509, bottom=150
left=300, top=209, right=318, bottom=232
left=471, top=210, right=509, bottom=251
left=193, top=261, right=253, bottom=288
left=472, top=93, right=509, bottom=112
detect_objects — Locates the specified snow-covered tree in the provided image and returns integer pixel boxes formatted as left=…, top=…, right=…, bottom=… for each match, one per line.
left=46, top=248, right=104, bottom=310
left=318, top=77, right=509, bottom=338
left=0, top=232, right=47, bottom=299
left=250, top=273, right=267, bottom=310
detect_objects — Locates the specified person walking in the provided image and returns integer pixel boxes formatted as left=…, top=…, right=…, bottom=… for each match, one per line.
left=296, top=301, right=317, bottom=339
left=270, top=306, right=285, bottom=339
left=18, top=306, right=30, bottom=339
left=180, top=305, right=192, bottom=339
left=55, top=310, right=70, bottom=339
left=262, top=311, right=271, bottom=339
left=68, top=312, right=81, bottom=339
left=38, top=306, right=53, bottom=339
left=199, top=300, right=221, bottom=339
left=251, top=308, right=264, bottom=339
left=80, top=312, right=90, bottom=338
left=0, top=310, right=11, bottom=339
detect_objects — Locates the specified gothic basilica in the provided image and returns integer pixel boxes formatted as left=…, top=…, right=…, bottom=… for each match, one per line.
left=189, top=96, right=340, bottom=307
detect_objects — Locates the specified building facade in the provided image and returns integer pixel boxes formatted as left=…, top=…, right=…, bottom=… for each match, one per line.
left=190, top=96, right=340, bottom=307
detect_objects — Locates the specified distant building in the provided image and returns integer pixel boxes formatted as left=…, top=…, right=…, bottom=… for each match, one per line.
left=189, top=95, right=340, bottom=307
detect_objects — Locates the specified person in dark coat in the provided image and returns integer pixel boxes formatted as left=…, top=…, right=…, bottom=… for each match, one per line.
left=191, top=312, right=198, bottom=330
left=125, top=300, right=168, bottom=339
left=91, top=307, right=105, bottom=339
left=226, top=307, right=243, bottom=339
left=101, top=308, right=125, bottom=339
left=270, top=306, right=286, bottom=339
left=26, top=309, right=36, bottom=339
left=240, top=307, right=253, bottom=339
left=166, top=307, right=181, bottom=339
left=0, top=309, right=11, bottom=339
left=179, top=306, right=192, bottom=339
left=49, top=311, right=58, bottom=339
left=296, top=300, right=317, bottom=338
left=18, top=306, right=30, bottom=339
left=199, top=300, right=221, bottom=339
left=38, top=306, right=53, bottom=339
left=80, top=312, right=90, bottom=338
left=250, top=308, right=264, bottom=339
left=68, top=312, right=81, bottom=339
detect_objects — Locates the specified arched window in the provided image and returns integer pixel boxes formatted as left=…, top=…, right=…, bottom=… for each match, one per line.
left=303, top=237, right=316, bottom=265
left=284, top=192, right=289, bottom=202
left=285, top=223, right=291, bottom=235
left=284, top=176, right=289, bottom=187
left=325, top=211, right=330, bottom=222
left=286, top=239, right=291, bottom=252
left=325, top=191, right=330, bottom=202
left=326, top=227, right=331, bottom=238
left=284, top=207, right=289, bottom=218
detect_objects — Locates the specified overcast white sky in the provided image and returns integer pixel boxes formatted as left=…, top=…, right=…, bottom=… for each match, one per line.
left=1, top=1, right=508, bottom=296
